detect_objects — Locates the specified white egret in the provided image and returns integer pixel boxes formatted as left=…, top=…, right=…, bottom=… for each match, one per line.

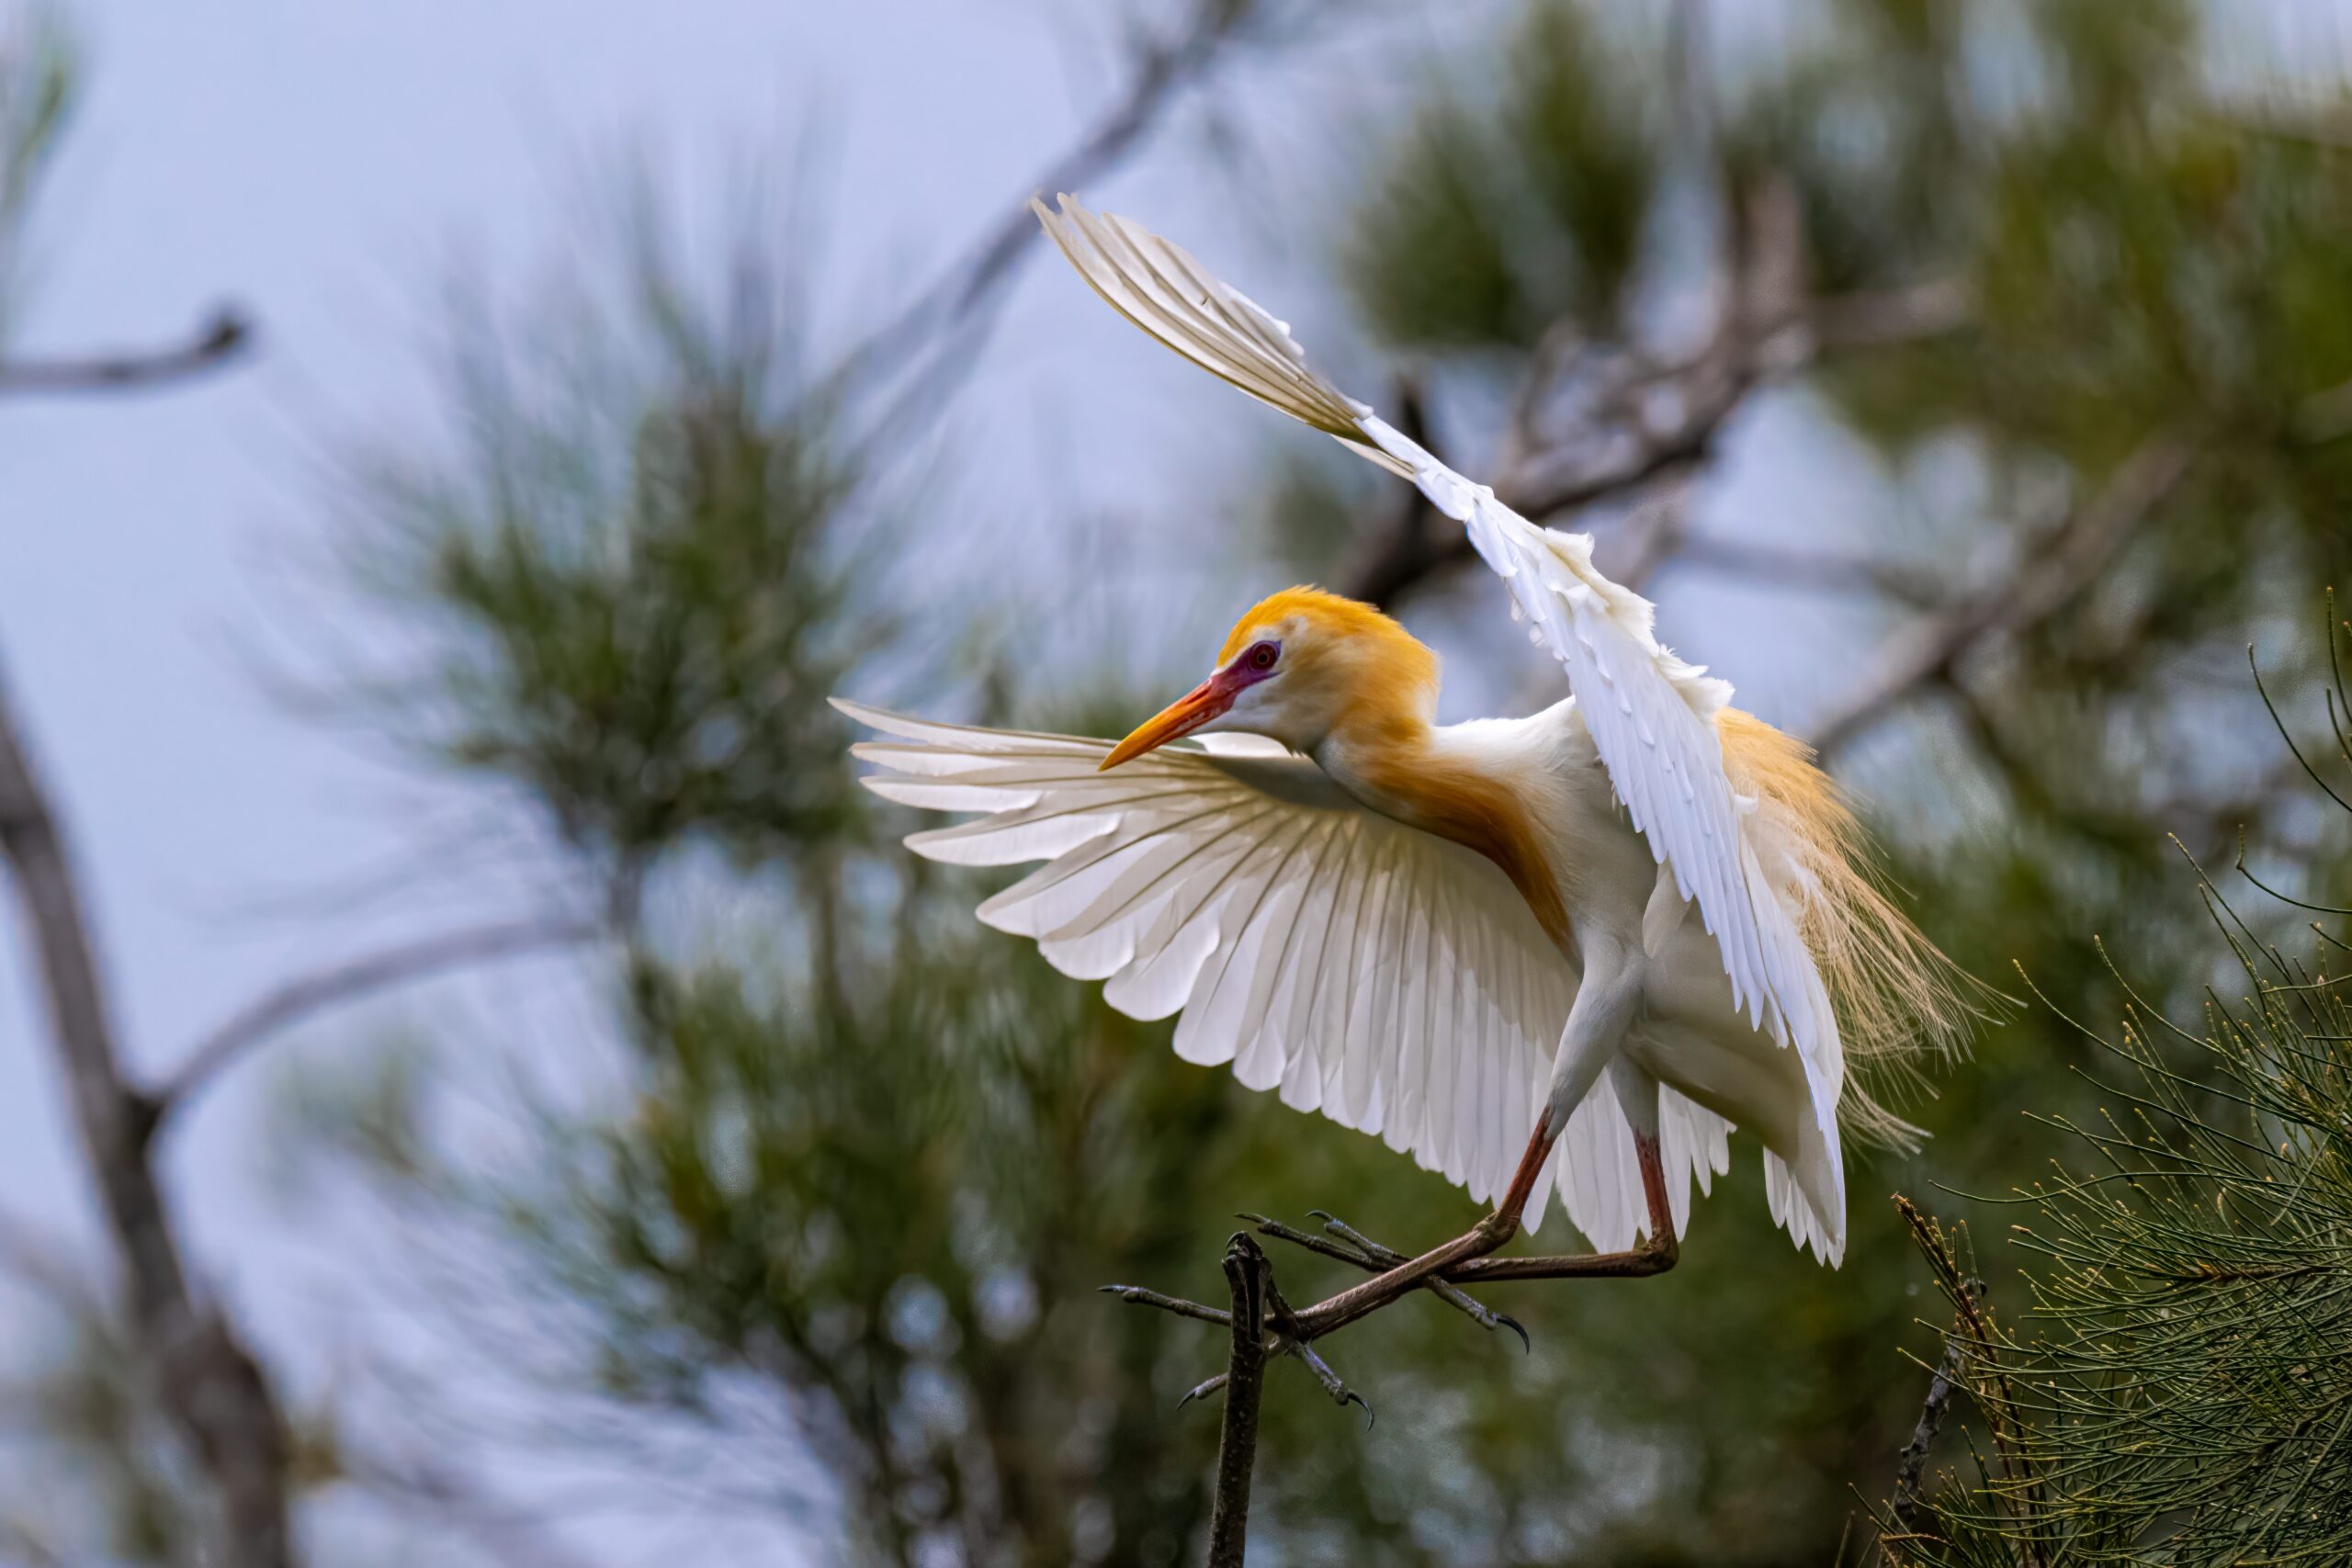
left=835, top=197, right=1974, bottom=1291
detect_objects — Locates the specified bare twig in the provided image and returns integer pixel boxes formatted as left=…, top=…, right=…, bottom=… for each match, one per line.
left=1887, top=1317, right=1968, bottom=1540
left=0, top=306, right=251, bottom=395
left=155, top=913, right=604, bottom=1122
left=1207, top=1234, right=1272, bottom=1568
left=1809, top=431, right=2199, bottom=757
left=0, top=656, right=295, bottom=1568
left=1894, top=1196, right=2047, bottom=1566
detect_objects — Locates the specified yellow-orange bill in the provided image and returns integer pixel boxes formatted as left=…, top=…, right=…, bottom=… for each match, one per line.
left=1100, top=682, right=1227, bottom=771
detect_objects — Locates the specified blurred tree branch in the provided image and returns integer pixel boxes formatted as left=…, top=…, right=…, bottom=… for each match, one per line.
left=1809, top=432, right=2199, bottom=758
left=1338, top=176, right=1969, bottom=610
left=0, top=659, right=295, bottom=1568
left=153, top=912, right=605, bottom=1124
left=0, top=305, right=251, bottom=395
left=844, top=0, right=1280, bottom=426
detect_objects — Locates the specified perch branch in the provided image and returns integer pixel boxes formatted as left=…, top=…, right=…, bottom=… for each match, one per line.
left=1206, top=1234, right=1272, bottom=1568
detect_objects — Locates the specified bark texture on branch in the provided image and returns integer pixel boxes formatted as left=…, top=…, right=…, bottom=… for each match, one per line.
left=1206, top=1234, right=1272, bottom=1568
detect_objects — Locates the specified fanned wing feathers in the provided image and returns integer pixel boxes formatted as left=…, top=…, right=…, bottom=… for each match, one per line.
left=837, top=698, right=1713, bottom=1247
left=1033, top=197, right=1414, bottom=479
left=1035, top=193, right=1844, bottom=1142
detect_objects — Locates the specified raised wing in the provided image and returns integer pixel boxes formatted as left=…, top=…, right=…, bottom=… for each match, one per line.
left=1033, top=194, right=1842, bottom=1137
left=837, top=698, right=1718, bottom=1246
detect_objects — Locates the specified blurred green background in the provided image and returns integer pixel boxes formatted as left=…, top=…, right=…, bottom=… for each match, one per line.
left=6, top=1, right=2352, bottom=1563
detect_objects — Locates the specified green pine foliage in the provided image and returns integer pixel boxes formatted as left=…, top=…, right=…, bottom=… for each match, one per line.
left=1883, top=609, right=2352, bottom=1563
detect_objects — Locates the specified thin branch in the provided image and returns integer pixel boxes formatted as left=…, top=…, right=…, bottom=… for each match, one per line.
left=0, top=652, right=295, bottom=1568
left=1808, top=277, right=1971, bottom=351
left=0, top=306, right=251, bottom=395
left=1887, top=1318, right=1968, bottom=1540
left=155, top=914, right=605, bottom=1122
left=1809, top=430, right=2199, bottom=758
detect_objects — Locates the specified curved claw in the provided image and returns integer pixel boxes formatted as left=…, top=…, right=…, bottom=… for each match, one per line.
left=1177, top=1371, right=1229, bottom=1410
left=1345, top=1389, right=1375, bottom=1431
left=1495, top=1313, right=1532, bottom=1355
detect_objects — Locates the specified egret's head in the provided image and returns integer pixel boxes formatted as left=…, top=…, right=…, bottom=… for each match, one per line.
left=1102, top=586, right=1439, bottom=768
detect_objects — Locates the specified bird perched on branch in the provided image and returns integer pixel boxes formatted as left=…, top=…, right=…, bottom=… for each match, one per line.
left=837, top=196, right=1977, bottom=1278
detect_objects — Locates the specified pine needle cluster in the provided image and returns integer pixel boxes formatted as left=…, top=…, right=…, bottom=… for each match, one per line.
left=1883, top=604, right=2352, bottom=1565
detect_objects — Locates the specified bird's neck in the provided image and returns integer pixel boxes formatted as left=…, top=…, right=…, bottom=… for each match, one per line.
left=1316, top=716, right=1571, bottom=949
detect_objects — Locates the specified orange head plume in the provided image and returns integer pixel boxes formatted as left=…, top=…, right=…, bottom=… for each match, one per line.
left=1102, top=587, right=1438, bottom=769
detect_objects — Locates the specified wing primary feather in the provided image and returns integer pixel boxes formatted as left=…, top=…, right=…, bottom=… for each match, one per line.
left=842, top=698, right=1589, bottom=1261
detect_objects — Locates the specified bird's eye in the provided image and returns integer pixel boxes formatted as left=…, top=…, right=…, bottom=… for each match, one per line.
left=1247, top=641, right=1280, bottom=672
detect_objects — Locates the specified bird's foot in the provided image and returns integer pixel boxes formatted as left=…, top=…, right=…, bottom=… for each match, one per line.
left=1242, top=1209, right=1529, bottom=1352
left=1098, top=1283, right=1230, bottom=1326
left=1102, top=1239, right=1380, bottom=1422
left=1278, top=1337, right=1374, bottom=1428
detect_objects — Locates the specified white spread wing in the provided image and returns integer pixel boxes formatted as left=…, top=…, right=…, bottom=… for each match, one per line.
left=1034, top=194, right=1842, bottom=1139
left=836, top=698, right=1702, bottom=1239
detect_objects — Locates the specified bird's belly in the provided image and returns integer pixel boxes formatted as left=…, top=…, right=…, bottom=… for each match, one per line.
left=1626, top=925, right=1815, bottom=1156
left=1623, top=1017, right=1811, bottom=1160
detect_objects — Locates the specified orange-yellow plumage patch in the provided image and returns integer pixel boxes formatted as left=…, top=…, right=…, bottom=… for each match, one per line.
left=1217, top=588, right=1567, bottom=942
left=1220, top=587, right=1436, bottom=686
left=1378, top=756, right=1572, bottom=951
left=1717, top=707, right=1991, bottom=1146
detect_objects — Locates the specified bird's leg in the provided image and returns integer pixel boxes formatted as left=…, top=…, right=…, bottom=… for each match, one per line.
left=1290, top=1133, right=1680, bottom=1306
left=1308, top=1213, right=1527, bottom=1348
left=1292, top=951, right=1645, bottom=1338
left=1272, top=1118, right=1561, bottom=1339
left=1245, top=1212, right=1527, bottom=1347
left=1290, top=1206, right=1532, bottom=1339
left=1440, top=1131, right=1679, bottom=1282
